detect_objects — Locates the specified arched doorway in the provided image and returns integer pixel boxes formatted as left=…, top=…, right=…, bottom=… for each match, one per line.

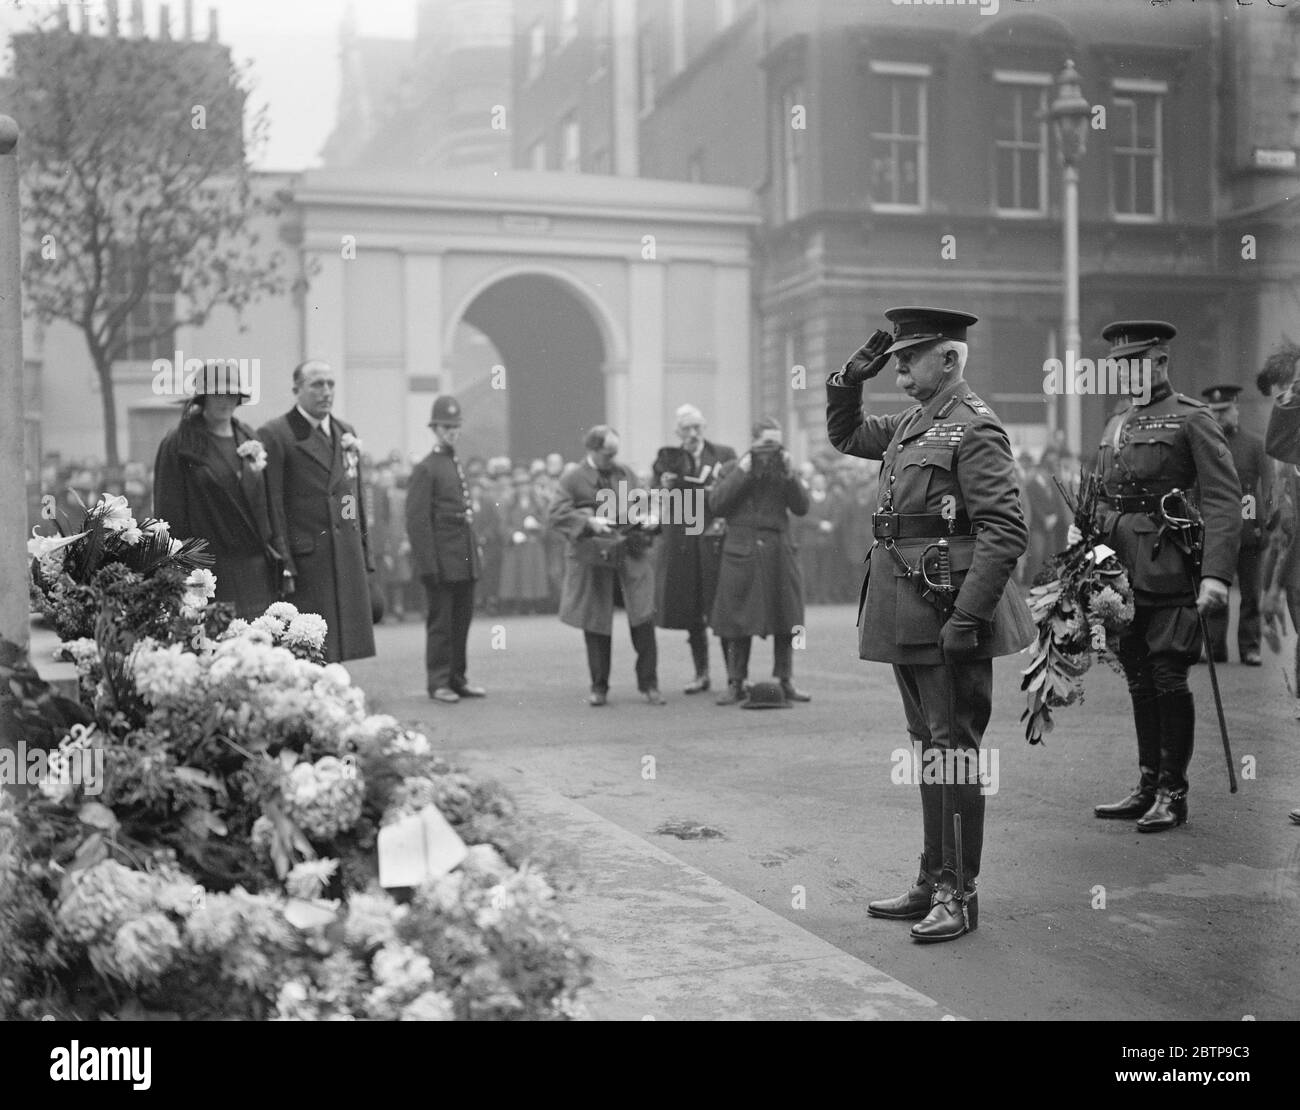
left=448, top=273, right=607, bottom=466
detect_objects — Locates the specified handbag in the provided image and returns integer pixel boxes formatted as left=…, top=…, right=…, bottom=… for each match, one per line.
left=573, top=533, right=627, bottom=569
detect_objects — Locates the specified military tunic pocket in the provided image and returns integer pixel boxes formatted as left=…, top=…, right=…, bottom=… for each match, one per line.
left=1124, top=437, right=1174, bottom=482
left=1125, top=515, right=1193, bottom=597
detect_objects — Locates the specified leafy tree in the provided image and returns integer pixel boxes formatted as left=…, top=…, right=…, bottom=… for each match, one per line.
left=3, top=17, right=293, bottom=483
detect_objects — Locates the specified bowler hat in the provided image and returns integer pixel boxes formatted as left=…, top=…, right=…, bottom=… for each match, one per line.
left=429, top=395, right=463, bottom=427
left=1101, top=320, right=1177, bottom=359
left=741, top=680, right=791, bottom=709
left=884, top=307, right=979, bottom=355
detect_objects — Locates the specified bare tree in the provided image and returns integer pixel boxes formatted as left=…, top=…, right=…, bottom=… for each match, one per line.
left=5, top=17, right=293, bottom=483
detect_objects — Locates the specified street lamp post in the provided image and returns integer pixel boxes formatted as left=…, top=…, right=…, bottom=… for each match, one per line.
left=1050, top=59, right=1090, bottom=459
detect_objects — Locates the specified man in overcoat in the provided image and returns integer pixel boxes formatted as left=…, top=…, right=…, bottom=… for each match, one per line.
left=1073, top=322, right=1240, bottom=833
left=406, top=395, right=485, bottom=703
left=828, top=307, right=1034, bottom=943
left=708, top=417, right=811, bottom=706
left=548, top=425, right=664, bottom=706
left=1200, top=384, right=1270, bottom=666
left=257, top=359, right=375, bottom=663
left=653, top=404, right=735, bottom=693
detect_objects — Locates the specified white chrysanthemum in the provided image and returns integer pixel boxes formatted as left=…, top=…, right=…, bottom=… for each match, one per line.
left=284, top=613, right=328, bottom=650
left=220, top=618, right=250, bottom=639
left=118, top=525, right=143, bottom=546
left=185, top=568, right=218, bottom=600
left=264, top=602, right=300, bottom=623
left=400, top=991, right=455, bottom=1021
left=252, top=614, right=283, bottom=638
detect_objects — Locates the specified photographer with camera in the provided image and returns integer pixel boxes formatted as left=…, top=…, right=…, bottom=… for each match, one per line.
left=653, top=404, right=736, bottom=694
left=707, top=416, right=811, bottom=707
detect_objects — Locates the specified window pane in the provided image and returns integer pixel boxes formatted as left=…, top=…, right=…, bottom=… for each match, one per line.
left=994, top=87, right=1018, bottom=143
left=1113, top=99, right=1135, bottom=146
left=897, top=78, right=919, bottom=136
left=871, top=150, right=896, bottom=201
left=1115, top=156, right=1134, bottom=214
left=897, top=144, right=919, bottom=205
left=996, top=146, right=1017, bottom=209
left=1135, top=95, right=1157, bottom=149
left=1134, top=156, right=1155, bottom=214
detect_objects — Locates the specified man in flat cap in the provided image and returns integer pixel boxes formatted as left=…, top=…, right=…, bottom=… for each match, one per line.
left=1070, top=322, right=1240, bottom=832
left=828, top=307, right=1035, bottom=943
left=652, top=404, right=736, bottom=693
left=406, top=395, right=486, bottom=703
left=258, top=359, right=376, bottom=663
left=1199, top=384, right=1270, bottom=666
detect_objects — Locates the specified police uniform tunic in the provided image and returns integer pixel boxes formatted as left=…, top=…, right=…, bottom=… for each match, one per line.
left=406, top=442, right=481, bottom=692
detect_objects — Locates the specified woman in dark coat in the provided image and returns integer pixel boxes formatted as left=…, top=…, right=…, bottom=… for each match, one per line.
left=708, top=417, right=810, bottom=705
left=153, top=387, right=284, bottom=619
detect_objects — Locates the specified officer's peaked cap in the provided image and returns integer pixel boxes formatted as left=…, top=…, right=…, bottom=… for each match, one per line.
left=429, top=394, right=463, bottom=427
left=1101, top=320, right=1177, bottom=359
left=884, top=307, right=979, bottom=355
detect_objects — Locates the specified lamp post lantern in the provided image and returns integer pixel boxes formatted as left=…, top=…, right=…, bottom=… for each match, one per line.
left=1050, top=59, right=1090, bottom=458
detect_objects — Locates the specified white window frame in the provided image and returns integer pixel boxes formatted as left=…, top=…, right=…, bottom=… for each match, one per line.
left=993, top=70, right=1050, bottom=218
left=526, top=18, right=547, bottom=83
left=869, top=60, right=929, bottom=213
left=561, top=113, right=581, bottom=173
left=1111, top=78, right=1165, bottom=224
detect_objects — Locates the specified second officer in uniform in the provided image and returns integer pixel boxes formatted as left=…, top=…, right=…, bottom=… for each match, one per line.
left=406, top=395, right=487, bottom=703
left=1077, top=322, right=1240, bottom=831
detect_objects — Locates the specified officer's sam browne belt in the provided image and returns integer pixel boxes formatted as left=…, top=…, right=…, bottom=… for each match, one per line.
left=872, top=511, right=978, bottom=617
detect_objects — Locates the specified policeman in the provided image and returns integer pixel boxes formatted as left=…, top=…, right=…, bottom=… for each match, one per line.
left=405, top=395, right=486, bottom=703
left=828, top=307, right=1035, bottom=943
left=1199, top=385, right=1270, bottom=666
left=1077, top=322, right=1240, bottom=831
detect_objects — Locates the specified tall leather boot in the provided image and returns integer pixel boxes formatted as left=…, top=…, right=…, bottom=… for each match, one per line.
left=1095, top=690, right=1161, bottom=818
left=716, top=637, right=749, bottom=705
left=1137, top=690, right=1193, bottom=832
left=911, top=774, right=984, bottom=942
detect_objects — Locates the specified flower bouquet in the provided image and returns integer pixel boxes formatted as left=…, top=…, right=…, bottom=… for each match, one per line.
left=1020, top=472, right=1136, bottom=744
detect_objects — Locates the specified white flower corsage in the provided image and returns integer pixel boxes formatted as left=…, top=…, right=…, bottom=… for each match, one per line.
left=237, top=439, right=268, bottom=473
left=340, top=432, right=362, bottom=479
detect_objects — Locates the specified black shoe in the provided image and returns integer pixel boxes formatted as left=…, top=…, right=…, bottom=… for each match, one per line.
left=1289, top=807, right=1300, bottom=826
left=588, top=691, right=608, bottom=707
left=1136, top=790, right=1188, bottom=832
left=452, top=683, right=487, bottom=698
left=1094, top=788, right=1157, bottom=819
left=910, top=882, right=978, bottom=943
left=867, top=881, right=934, bottom=921
left=715, top=681, right=746, bottom=706
left=779, top=680, right=811, bottom=703
left=684, top=674, right=711, bottom=694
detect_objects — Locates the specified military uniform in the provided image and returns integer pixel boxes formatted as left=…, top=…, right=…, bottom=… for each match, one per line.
left=1085, top=323, right=1241, bottom=831
left=828, top=307, right=1034, bottom=943
left=406, top=396, right=483, bottom=700
left=1199, top=385, right=1270, bottom=664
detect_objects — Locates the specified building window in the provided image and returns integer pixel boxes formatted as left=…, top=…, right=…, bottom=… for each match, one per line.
left=560, top=0, right=579, bottom=47
left=779, top=82, right=806, bottom=221
left=993, top=72, right=1049, bottom=216
left=109, top=256, right=177, bottom=362
left=1112, top=80, right=1164, bottom=222
left=868, top=61, right=928, bottom=211
left=529, top=138, right=547, bottom=170
left=638, top=20, right=657, bottom=114
left=527, top=18, right=546, bottom=83
left=687, top=147, right=705, bottom=182
left=561, top=113, right=581, bottom=172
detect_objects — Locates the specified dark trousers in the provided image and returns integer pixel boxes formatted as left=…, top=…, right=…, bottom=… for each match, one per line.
left=687, top=623, right=710, bottom=677
left=423, top=577, right=475, bottom=691
left=893, top=661, right=991, bottom=884
left=585, top=622, right=658, bottom=693
left=1204, top=547, right=1261, bottom=659
left=721, top=633, right=794, bottom=682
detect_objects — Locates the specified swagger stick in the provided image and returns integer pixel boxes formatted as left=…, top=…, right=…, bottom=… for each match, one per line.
left=1197, top=606, right=1238, bottom=794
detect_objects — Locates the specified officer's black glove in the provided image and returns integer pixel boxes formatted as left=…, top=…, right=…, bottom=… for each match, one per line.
left=940, top=607, right=985, bottom=662
left=840, top=329, right=893, bottom=386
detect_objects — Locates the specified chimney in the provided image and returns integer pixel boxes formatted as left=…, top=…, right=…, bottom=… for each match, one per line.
left=130, top=0, right=145, bottom=39
left=208, top=7, right=219, bottom=42
left=106, top=0, right=120, bottom=38
left=183, top=0, right=195, bottom=41
left=159, top=4, right=171, bottom=40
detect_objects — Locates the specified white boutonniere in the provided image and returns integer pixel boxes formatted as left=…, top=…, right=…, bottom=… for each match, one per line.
left=237, top=439, right=268, bottom=473
left=340, top=432, right=362, bottom=479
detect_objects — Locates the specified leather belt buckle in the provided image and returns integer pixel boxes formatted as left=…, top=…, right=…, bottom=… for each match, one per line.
left=871, top=512, right=897, bottom=539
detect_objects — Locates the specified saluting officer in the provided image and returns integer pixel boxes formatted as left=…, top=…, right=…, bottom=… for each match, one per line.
left=1199, top=384, right=1270, bottom=666
left=828, top=307, right=1035, bottom=944
left=1077, top=322, right=1240, bottom=831
left=406, top=395, right=487, bottom=704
